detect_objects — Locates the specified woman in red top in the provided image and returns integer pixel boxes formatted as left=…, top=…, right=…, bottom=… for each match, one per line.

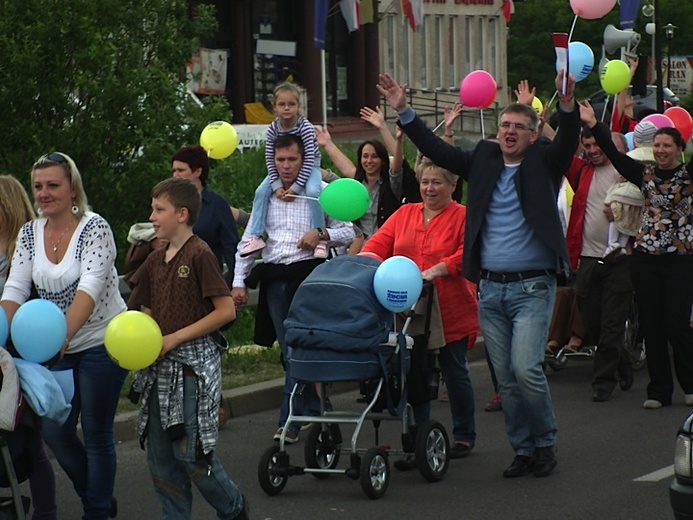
left=362, top=157, right=479, bottom=462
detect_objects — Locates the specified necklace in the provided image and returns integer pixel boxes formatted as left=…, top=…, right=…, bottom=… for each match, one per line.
left=47, top=221, right=73, bottom=255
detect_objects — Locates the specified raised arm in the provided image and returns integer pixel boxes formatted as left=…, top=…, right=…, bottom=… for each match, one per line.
left=580, top=100, right=644, bottom=185
left=443, top=103, right=463, bottom=145
left=360, top=106, right=397, bottom=156
left=315, top=126, right=357, bottom=178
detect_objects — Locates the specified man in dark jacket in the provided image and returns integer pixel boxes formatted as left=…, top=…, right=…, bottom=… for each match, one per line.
left=378, top=70, right=580, bottom=479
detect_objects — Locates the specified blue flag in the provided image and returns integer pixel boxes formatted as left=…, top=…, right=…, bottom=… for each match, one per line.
left=620, top=0, right=642, bottom=30
left=314, top=0, right=329, bottom=49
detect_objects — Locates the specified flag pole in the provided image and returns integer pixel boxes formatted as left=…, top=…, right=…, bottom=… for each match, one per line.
left=321, top=49, right=327, bottom=127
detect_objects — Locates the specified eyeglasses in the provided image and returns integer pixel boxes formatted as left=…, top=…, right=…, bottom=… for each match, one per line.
left=499, top=122, right=535, bottom=132
left=34, top=152, right=67, bottom=166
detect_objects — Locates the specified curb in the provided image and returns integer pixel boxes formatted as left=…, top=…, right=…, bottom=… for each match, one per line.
left=113, top=338, right=486, bottom=443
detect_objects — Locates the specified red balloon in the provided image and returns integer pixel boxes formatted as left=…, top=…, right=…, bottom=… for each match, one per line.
left=664, top=107, right=693, bottom=142
left=460, top=70, right=497, bottom=109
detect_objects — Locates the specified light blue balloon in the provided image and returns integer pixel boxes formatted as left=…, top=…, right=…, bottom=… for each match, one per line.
left=625, top=131, right=635, bottom=151
left=0, top=307, right=7, bottom=347
left=11, top=299, right=67, bottom=363
left=555, top=41, right=594, bottom=83
left=373, top=256, right=423, bottom=312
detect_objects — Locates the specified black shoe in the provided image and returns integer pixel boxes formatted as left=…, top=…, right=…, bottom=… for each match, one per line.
left=592, top=388, right=612, bottom=402
left=619, top=372, right=634, bottom=391
left=109, top=497, right=117, bottom=518
left=533, top=446, right=557, bottom=478
left=503, top=455, right=535, bottom=478
left=230, top=494, right=249, bottom=520
left=449, top=442, right=473, bottom=459
left=393, top=454, right=417, bottom=471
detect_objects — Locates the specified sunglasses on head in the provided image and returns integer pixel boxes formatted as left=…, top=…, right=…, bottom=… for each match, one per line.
left=35, top=152, right=67, bottom=166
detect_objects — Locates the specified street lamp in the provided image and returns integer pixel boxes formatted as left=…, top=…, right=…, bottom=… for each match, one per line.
left=663, top=23, right=676, bottom=89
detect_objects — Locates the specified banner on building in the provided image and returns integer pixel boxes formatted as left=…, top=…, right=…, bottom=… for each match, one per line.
left=187, top=48, right=229, bottom=95
left=663, top=56, right=693, bottom=98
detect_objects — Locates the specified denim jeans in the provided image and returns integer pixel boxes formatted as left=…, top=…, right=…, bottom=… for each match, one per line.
left=266, top=279, right=320, bottom=434
left=411, top=338, right=475, bottom=444
left=41, top=345, right=127, bottom=520
left=477, top=275, right=558, bottom=456
left=248, top=163, right=325, bottom=237
left=146, top=375, right=244, bottom=519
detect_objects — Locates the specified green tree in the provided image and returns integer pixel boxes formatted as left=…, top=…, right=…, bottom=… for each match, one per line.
left=0, top=0, right=230, bottom=259
left=508, top=0, right=693, bottom=103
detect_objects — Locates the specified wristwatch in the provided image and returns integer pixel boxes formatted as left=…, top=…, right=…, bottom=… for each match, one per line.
left=317, top=228, right=326, bottom=239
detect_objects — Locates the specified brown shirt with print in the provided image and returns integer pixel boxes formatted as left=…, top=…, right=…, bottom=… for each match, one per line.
left=128, top=236, right=230, bottom=335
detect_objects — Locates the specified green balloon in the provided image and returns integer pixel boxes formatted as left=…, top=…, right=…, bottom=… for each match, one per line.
left=319, top=178, right=370, bottom=221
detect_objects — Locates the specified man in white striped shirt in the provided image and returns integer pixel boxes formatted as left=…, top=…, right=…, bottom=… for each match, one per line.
left=231, top=134, right=354, bottom=442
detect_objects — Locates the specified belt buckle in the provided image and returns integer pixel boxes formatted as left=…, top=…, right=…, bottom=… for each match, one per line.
left=501, top=272, right=507, bottom=283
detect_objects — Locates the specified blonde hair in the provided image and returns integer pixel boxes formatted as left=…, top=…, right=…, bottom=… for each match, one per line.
left=415, top=156, right=458, bottom=185
left=0, top=175, right=35, bottom=274
left=31, top=152, right=90, bottom=218
left=273, top=82, right=304, bottom=116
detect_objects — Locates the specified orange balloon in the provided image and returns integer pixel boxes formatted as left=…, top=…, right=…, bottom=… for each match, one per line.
left=664, top=107, right=693, bottom=142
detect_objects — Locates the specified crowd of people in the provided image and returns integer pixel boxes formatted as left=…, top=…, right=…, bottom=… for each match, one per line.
left=1, top=65, right=693, bottom=517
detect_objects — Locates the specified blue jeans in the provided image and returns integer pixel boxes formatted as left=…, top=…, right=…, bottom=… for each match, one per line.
left=266, top=279, right=320, bottom=434
left=41, top=345, right=127, bottom=520
left=477, top=275, right=558, bottom=456
left=146, top=375, right=244, bottom=519
left=249, top=165, right=325, bottom=237
left=411, top=338, right=475, bottom=444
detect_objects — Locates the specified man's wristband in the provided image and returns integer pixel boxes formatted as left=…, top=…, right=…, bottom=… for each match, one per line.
left=557, top=90, right=574, bottom=103
left=317, top=227, right=326, bottom=239
left=444, top=131, right=454, bottom=138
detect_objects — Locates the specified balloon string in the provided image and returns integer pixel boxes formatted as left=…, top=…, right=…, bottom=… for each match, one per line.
left=548, top=90, right=559, bottom=108
left=284, top=194, right=320, bottom=201
left=480, top=109, right=485, bottom=139
left=600, top=96, right=609, bottom=122
left=568, top=14, right=578, bottom=43
left=433, top=120, right=446, bottom=133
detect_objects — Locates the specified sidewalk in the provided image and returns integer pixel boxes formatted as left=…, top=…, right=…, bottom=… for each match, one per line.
left=113, top=337, right=487, bottom=442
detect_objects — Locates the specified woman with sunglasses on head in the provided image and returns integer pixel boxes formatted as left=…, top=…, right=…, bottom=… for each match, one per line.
left=0, top=153, right=127, bottom=519
left=580, top=102, right=693, bottom=410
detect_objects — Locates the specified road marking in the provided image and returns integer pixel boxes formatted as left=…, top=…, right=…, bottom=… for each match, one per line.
left=634, top=465, right=674, bottom=482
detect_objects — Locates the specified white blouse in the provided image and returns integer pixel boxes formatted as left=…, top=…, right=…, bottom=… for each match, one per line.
left=1, top=212, right=126, bottom=353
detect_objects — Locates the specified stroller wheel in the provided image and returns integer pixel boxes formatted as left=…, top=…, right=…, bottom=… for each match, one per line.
left=304, top=424, right=341, bottom=478
left=258, top=445, right=288, bottom=496
left=415, top=420, right=450, bottom=482
left=360, top=448, right=390, bottom=499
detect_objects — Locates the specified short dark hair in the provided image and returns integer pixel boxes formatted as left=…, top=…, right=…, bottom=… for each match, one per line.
left=581, top=125, right=595, bottom=141
left=274, top=134, right=305, bottom=158
left=499, top=103, right=538, bottom=130
left=655, top=126, right=686, bottom=149
left=152, top=178, right=201, bottom=226
left=172, top=145, right=210, bottom=186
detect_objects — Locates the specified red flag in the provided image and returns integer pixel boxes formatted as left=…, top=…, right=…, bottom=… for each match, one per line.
left=502, top=0, right=514, bottom=23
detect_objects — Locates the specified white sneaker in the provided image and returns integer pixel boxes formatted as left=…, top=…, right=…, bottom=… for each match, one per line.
left=643, top=399, right=663, bottom=409
left=240, top=237, right=266, bottom=257
left=313, top=240, right=329, bottom=259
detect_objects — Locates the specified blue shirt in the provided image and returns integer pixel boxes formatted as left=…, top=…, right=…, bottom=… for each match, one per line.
left=193, top=187, right=239, bottom=275
left=481, top=164, right=554, bottom=272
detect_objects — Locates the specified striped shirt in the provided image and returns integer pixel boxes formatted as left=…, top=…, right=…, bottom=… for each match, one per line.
left=265, top=116, right=321, bottom=193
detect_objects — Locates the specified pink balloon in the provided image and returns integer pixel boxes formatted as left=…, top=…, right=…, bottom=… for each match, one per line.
left=640, top=113, right=675, bottom=130
left=460, top=70, right=497, bottom=109
left=570, top=0, right=617, bottom=20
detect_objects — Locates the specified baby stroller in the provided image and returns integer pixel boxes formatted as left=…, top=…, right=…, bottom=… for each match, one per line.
left=257, top=255, right=450, bottom=499
left=0, top=348, right=38, bottom=519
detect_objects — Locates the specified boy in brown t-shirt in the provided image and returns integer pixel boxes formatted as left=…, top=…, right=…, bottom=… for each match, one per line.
left=128, top=177, right=247, bottom=519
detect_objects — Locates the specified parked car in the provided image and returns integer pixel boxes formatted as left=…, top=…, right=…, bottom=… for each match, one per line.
left=670, top=413, right=693, bottom=519
left=588, top=85, right=680, bottom=123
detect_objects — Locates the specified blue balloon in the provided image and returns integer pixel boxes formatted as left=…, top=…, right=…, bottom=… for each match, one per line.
left=625, top=131, right=635, bottom=151
left=373, top=256, right=423, bottom=312
left=555, top=41, right=594, bottom=83
left=11, top=299, right=67, bottom=363
left=0, top=307, right=7, bottom=347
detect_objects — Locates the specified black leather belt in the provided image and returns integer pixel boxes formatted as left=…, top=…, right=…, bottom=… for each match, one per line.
left=480, top=269, right=555, bottom=283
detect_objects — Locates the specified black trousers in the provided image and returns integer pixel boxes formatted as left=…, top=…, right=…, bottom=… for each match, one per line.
left=575, top=256, right=633, bottom=393
left=629, top=252, right=693, bottom=404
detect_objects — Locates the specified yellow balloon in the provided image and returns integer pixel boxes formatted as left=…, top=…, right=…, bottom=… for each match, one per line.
left=104, top=311, right=162, bottom=371
left=531, top=97, right=544, bottom=114
left=200, top=121, right=238, bottom=159
left=600, top=60, right=630, bottom=95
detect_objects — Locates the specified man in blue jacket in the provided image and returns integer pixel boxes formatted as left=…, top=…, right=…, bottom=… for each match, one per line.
left=378, top=70, right=580, bottom=478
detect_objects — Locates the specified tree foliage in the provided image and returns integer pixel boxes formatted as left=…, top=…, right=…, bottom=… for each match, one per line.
left=508, top=0, right=693, bottom=102
left=0, top=0, right=230, bottom=258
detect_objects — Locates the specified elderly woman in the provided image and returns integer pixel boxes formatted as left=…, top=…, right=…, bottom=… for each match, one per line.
left=361, top=157, right=479, bottom=464
left=581, top=102, right=693, bottom=409
left=1, top=153, right=127, bottom=519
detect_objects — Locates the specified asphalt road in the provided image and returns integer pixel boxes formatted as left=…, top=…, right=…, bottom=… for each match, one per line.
left=27, top=356, right=684, bottom=519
